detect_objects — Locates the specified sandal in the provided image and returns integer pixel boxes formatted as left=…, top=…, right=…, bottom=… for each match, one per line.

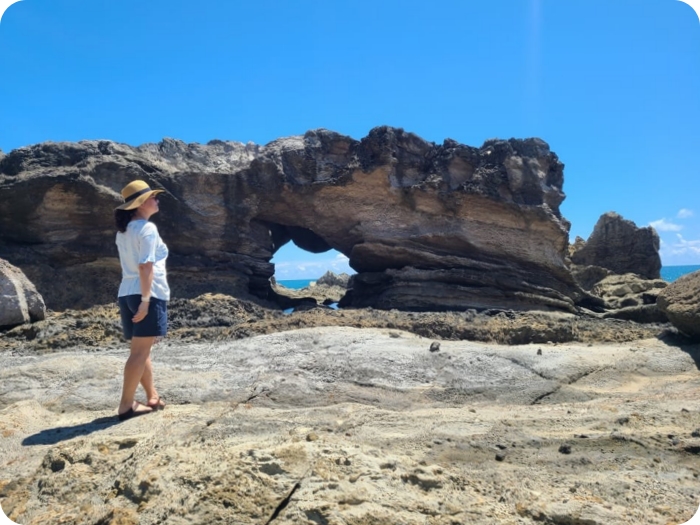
left=118, top=402, right=152, bottom=421
left=147, top=397, right=166, bottom=411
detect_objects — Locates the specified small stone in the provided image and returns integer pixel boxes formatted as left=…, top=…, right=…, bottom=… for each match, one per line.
left=430, top=341, right=440, bottom=352
left=537, top=348, right=542, bottom=355
left=691, top=429, right=700, bottom=438
left=558, top=444, right=572, bottom=454
left=495, top=453, right=506, bottom=462
left=306, top=433, right=319, bottom=442
left=681, top=408, right=690, bottom=413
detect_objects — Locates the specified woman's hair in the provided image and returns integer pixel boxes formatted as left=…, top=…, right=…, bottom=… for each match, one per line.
left=114, top=209, right=137, bottom=233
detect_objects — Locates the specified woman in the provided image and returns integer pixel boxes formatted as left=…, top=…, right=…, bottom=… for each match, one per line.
left=114, top=180, right=170, bottom=421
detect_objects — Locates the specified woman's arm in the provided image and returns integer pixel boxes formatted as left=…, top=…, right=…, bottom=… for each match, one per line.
left=132, top=261, right=154, bottom=323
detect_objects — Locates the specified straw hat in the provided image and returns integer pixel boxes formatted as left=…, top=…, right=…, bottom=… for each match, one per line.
left=115, top=180, right=164, bottom=210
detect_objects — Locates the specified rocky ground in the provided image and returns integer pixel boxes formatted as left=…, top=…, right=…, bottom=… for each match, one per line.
left=0, top=286, right=678, bottom=356
left=1, top=291, right=700, bottom=525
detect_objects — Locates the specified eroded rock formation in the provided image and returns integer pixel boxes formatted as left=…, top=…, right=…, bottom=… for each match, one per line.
left=569, top=212, right=661, bottom=279
left=0, top=127, right=592, bottom=312
left=657, top=270, right=700, bottom=340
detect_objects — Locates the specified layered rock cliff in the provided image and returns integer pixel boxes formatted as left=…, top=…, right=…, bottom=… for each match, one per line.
left=0, top=127, right=590, bottom=312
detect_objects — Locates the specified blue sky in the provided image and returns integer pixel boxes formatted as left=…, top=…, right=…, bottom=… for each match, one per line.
left=1, top=0, right=699, bottom=278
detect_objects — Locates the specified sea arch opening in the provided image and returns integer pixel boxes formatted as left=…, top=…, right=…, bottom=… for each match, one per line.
left=264, top=222, right=354, bottom=309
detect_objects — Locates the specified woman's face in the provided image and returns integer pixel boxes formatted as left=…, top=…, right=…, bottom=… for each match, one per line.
left=138, top=194, right=159, bottom=216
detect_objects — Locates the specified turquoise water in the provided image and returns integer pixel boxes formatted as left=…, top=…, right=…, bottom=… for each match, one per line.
left=280, top=266, right=700, bottom=289
left=277, top=279, right=315, bottom=289
left=660, top=265, right=700, bottom=282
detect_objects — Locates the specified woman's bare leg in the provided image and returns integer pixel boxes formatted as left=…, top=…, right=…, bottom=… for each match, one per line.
left=140, top=357, right=160, bottom=405
left=118, top=336, right=155, bottom=415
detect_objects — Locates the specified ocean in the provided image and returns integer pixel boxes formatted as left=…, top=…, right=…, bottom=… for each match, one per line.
left=280, top=265, right=700, bottom=289
left=660, top=264, right=700, bottom=282
left=277, top=279, right=316, bottom=289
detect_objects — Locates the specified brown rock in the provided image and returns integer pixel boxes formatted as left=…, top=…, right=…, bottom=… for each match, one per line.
left=656, top=270, right=700, bottom=340
left=0, top=258, right=46, bottom=328
left=1, top=129, right=588, bottom=312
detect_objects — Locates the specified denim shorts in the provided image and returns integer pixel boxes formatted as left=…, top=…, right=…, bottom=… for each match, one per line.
left=118, top=295, right=168, bottom=339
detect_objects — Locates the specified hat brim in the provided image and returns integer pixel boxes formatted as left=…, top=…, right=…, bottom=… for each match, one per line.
left=115, top=189, right=165, bottom=211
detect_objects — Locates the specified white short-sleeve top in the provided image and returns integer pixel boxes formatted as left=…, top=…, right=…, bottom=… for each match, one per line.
left=116, top=219, right=170, bottom=300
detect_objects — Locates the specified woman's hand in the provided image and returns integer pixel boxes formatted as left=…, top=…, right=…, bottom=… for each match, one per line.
left=132, top=301, right=150, bottom=323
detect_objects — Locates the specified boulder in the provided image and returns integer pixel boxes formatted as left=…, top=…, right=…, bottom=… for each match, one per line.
left=569, top=212, right=661, bottom=279
left=0, top=258, right=46, bottom=328
left=590, top=273, right=666, bottom=310
left=0, top=128, right=590, bottom=312
left=316, top=271, right=351, bottom=288
left=656, top=270, right=700, bottom=340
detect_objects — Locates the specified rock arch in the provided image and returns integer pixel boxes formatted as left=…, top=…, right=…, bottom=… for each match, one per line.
left=0, top=127, right=591, bottom=312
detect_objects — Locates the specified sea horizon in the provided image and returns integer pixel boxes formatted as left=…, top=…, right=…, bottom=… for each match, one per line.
left=278, top=265, right=700, bottom=290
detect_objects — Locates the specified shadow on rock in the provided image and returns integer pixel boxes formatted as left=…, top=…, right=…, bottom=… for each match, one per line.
left=658, top=330, right=700, bottom=370
left=22, top=416, right=121, bottom=446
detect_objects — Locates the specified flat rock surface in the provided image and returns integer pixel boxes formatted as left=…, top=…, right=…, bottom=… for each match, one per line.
left=2, top=327, right=700, bottom=524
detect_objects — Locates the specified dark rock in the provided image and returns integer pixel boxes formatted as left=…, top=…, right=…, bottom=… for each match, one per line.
left=429, top=341, right=440, bottom=352
left=570, top=212, right=661, bottom=279
left=656, top=270, right=700, bottom=340
left=495, top=453, right=506, bottom=462
left=691, top=429, right=700, bottom=438
left=558, top=444, right=572, bottom=454
left=569, top=263, right=611, bottom=291
left=316, top=271, right=351, bottom=288
left=537, top=348, right=542, bottom=355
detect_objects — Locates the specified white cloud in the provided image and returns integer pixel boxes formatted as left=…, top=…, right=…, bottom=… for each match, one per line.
left=649, top=218, right=682, bottom=232
left=671, top=233, right=700, bottom=254
left=677, top=208, right=694, bottom=219
left=659, top=233, right=700, bottom=265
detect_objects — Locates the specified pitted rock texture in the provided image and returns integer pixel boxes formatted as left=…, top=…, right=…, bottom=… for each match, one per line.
left=0, top=258, right=46, bottom=328
left=1, top=328, right=699, bottom=525
left=583, top=268, right=669, bottom=324
left=0, top=127, right=589, bottom=312
left=657, top=270, right=700, bottom=341
left=569, top=212, right=661, bottom=280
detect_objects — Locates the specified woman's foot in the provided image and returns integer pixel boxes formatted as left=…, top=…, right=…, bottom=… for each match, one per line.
left=146, top=396, right=166, bottom=410
left=118, top=401, right=153, bottom=421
